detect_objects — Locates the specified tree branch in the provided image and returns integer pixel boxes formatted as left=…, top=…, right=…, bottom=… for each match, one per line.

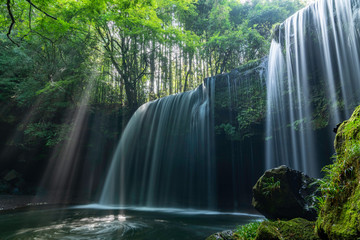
left=25, top=0, right=57, bottom=20
left=9, top=0, right=57, bottom=45
left=135, top=56, right=148, bottom=82
left=20, top=5, right=33, bottom=40
left=6, top=0, right=19, bottom=46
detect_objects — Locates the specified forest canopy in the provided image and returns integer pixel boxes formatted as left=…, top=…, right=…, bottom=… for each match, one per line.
left=1, top=0, right=306, bottom=109
left=0, top=0, right=307, bottom=154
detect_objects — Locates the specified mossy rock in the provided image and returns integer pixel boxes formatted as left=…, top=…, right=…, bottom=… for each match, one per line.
left=316, top=105, right=360, bottom=239
left=255, top=218, right=320, bottom=240
left=334, top=105, right=360, bottom=154
left=252, top=165, right=319, bottom=220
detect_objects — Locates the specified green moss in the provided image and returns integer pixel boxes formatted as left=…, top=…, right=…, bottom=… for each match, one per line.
left=255, top=218, right=320, bottom=240
left=234, top=221, right=261, bottom=240
left=261, top=177, right=281, bottom=197
left=254, top=221, right=281, bottom=240
left=316, top=105, right=360, bottom=239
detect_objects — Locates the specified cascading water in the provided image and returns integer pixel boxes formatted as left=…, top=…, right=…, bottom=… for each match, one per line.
left=99, top=60, right=267, bottom=210
left=100, top=79, right=217, bottom=209
left=266, top=0, right=360, bottom=177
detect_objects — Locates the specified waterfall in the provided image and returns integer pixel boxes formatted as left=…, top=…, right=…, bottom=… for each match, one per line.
left=100, top=79, right=217, bottom=209
left=99, top=60, right=267, bottom=210
left=266, top=0, right=360, bottom=176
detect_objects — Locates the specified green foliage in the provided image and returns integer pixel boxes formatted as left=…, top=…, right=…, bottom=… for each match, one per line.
left=261, top=177, right=281, bottom=197
left=236, top=84, right=266, bottom=138
left=23, top=122, right=71, bottom=147
left=316, top=105, right=360, bottom=239
left=2, top=0, right=305, bottom=109
left=318, top=118, right=360, bottom=207
left=248, top=0, right=303, bottom=39
left=216, top=123, right=236, bottom=137
left=180, top=0, right=303, bottom=75
left=36, top=79, right=75, bottom=96
left=234, top=221, right=261, bottom=240
left=214, top=60, right=266, bottom=141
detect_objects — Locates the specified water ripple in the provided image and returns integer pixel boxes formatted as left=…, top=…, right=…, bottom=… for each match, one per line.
left=7, top=215, right=147, bottom=240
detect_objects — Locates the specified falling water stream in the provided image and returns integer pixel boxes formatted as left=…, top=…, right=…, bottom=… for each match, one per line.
left=266, top=0, right=360, bottom=176
left=99, top=59, right=268, bottom=210
left=100, top=79, right=217, bottom=209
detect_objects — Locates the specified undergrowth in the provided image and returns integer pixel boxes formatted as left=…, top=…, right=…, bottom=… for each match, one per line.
left=234, top=221, right=261, bottom=240
left=317, top=132, right=360, bottom=212
left=315, top=105, right=360, bottom=239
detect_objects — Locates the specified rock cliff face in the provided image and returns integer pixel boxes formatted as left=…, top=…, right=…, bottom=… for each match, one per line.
left=213, top=59, right=268, bottom=209
left=316, top=105, right=360, bottom=240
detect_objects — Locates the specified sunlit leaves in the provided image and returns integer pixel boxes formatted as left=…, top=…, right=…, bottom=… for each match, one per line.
left=1, top=0, right=305, bottom=108
left=209, top=3, right=232, bottom=34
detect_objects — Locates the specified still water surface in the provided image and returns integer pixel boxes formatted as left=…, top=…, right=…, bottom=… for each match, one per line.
left=0, top=205, right=262, bottom=239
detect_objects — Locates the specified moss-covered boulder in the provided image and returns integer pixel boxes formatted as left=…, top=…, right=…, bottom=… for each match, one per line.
left=252, top=165, right=319, bottom=220
left=316, top=105, right=360, bottom=240
left=255, top=218, right=320, bottom=240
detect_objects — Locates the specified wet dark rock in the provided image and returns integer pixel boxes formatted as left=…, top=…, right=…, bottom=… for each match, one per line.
left=206, top=230, right=236, bottom=240
left=333, top=122, right=342, bottom=133
left=0, top=169, right=26, bottom=194
left=4, top=169, right=20, bottom=182
left=252, top=165, right=319, bottom=220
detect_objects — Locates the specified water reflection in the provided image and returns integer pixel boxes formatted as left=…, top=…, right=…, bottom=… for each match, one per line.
left=0, top=207, right=262, bottom=240
left=8, top=214, right=145, bottom=240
